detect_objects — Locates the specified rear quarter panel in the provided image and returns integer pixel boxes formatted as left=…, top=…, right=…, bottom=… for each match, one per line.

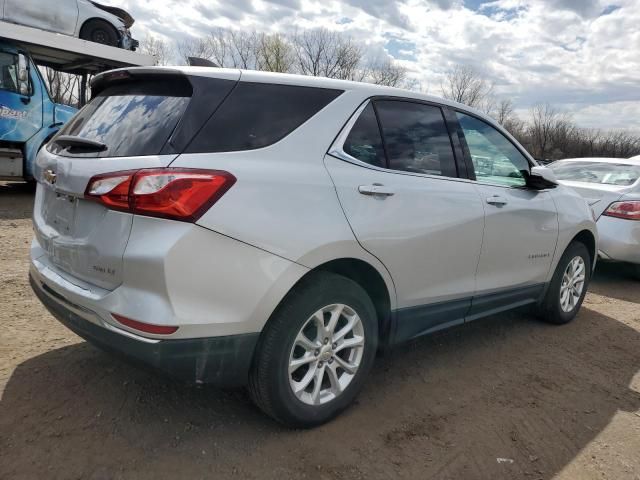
left=169, top=90, right=398, bottom=309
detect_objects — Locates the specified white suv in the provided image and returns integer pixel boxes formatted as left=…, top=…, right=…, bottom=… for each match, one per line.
left=30, top=67, right=597, bottom=427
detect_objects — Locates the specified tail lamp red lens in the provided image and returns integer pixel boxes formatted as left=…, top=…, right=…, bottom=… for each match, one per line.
left=85, top=168, right=236, bottom=222
left=602, top=201, right=640, bottom=221
left=112, top=313, right=179, bottom=335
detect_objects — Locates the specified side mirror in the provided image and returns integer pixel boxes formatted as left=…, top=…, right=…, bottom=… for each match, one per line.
left=17, top=53, right=30, bottom=96
left=528, top=165, right=558, bottom=190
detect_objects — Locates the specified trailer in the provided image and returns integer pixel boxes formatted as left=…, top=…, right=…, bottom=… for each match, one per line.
left=0, top=21, right=154, bottom=180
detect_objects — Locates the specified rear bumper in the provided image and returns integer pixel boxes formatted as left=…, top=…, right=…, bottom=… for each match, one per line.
left=597, top=216, right=640, bottom=265
left=30, top=273, right=259, bottom=386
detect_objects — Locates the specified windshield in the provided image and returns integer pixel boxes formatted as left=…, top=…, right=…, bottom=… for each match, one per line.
left=550, top=161, right=640, bottom=186
left=52, top=80, right=192, bottom=157
left=0, top=52, right=18, bottom=94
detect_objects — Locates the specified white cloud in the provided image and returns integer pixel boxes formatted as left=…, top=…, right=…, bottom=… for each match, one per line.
left=109, top=0, right=639, bottom=131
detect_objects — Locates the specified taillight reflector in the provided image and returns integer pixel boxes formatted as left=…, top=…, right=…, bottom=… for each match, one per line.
left=85, top=168, right=235, bottom=222
left=112, top=313, right=179, bottom=335
left=602, top=201, right=640, bottom=221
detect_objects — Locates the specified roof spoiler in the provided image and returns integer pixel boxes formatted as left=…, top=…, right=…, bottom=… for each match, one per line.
left=187, top=57, right=219, bottom=67
left=90, top=68, right=186, bottom=95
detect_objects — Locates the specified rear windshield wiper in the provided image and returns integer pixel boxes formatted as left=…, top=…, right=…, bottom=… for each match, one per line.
left=53, top=135, right=108, bottom=152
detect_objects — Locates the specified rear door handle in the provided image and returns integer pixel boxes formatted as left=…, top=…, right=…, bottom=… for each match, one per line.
left=358, top=184, right=395, bottom=197
left=486, top=195, right=508, bottom=206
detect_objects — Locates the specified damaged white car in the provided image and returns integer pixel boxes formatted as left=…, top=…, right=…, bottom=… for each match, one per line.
left=0, top=0, right=138, bottom=50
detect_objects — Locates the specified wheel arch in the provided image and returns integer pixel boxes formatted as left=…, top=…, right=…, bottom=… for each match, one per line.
left=265, top=257, right=395, bottom=351
left=79, top=17, right=120, bottom=41
left=571, top=229, right=597, bottom=269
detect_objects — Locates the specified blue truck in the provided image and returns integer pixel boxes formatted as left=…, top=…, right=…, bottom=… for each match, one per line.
left=0, top=21, right=154, bottom=180
left=0, top=41, right=76, bottom=179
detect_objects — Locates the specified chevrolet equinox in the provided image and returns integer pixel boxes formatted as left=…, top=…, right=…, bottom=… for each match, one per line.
left=30, top=67, right=597, bottom=427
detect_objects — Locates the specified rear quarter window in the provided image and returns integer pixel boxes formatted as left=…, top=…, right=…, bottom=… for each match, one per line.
left=185, top=82, right=342, bottom=153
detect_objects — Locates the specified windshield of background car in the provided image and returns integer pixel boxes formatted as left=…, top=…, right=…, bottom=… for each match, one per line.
left=550, top=161, right=640, bottom=186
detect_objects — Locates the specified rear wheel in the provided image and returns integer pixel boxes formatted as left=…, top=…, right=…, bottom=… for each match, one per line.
left=80, top=19, right=119, bottom=47
left=248, top=272, right=378, bottom=428
left=537, top=242, right=591, bottom=324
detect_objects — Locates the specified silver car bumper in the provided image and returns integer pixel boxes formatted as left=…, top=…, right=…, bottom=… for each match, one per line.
left=597, top=215, right=640, bottom=265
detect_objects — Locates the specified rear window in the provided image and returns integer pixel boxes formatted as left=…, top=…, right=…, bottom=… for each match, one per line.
left=550, top=161, right=640, bottom=186
left=186, top=82, right=342, bottom=153
left=51, top=80, right=192, bottom=157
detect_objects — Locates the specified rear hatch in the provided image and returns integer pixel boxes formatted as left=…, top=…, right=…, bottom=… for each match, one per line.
left=32, top=68, right=240, bottom=289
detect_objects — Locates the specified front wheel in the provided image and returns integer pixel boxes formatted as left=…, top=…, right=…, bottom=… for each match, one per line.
left=248, top=272, right=378, bottom=428
left=537, top=242, right=591, bottom=324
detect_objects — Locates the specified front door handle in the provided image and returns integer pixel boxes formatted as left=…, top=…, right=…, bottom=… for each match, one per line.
left=358, top=184, right=395, bottom=197
left=486, top=195, right=508, bottom=206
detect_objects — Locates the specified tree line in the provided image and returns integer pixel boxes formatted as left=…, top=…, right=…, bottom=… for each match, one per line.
left=40, top=27, right=640, bottom=160
left=144, top=28, right=410, bottom=88
left=440, top=65, right=640, bottom=160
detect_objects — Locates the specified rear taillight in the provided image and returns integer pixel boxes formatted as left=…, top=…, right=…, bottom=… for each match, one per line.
left=602, top=201, right=640, bottom=221
left=85, top=169, right=236, bottom=222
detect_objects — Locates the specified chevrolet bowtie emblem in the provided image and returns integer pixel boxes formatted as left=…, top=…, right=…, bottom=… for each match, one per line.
left=43, top=169, right=57, bottom=185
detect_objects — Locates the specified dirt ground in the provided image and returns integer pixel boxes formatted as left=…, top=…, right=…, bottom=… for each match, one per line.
left=1, top=181, right=639, bottom=480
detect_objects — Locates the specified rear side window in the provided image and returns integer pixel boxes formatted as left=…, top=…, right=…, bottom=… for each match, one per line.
left=343, top=103, right=385, bottom=168
left=52, top=80, right=192, bottom=157
left=186, top=82, right=342, bottom=153
left=375, top=100, right=458, bottom=177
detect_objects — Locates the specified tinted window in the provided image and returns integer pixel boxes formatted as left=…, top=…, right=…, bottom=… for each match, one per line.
left=456, top=112, right=529, bottom=187
left=549, top=161, right=640, bottom=186
left=187, top=82, right=342, bottom=153
left=0, top=52, right=18, bottom=94
left=375, top=100, right=457, bottom=177
left=343, top=103, right=385, bottom=168
left=52, top=80, right=191, bottom=157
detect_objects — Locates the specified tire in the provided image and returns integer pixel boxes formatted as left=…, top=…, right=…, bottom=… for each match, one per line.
left=80, top=19, right=119, bottom=47
left=537, top=241, right=591, bottom=325
left=632, top=264, right=640, bottom=281
left=248, top=272, right=378, bottom=428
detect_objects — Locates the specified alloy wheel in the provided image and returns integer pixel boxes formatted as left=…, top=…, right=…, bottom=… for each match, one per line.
left=560, top=256, right=586, bottom=313
left=288, top=304, right=365, bottom=406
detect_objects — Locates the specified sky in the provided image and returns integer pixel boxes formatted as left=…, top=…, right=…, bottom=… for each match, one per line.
left=110, top=0, right=640, bottom=131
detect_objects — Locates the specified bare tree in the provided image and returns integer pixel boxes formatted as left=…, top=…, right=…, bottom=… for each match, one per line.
left=291, top=28, right=362, bottom=80
left=139, top=36, right=173, bottom=65
left=256, top=33, right=294, bottom=73
left=441, top=64, right=494, bottom=109
left=366, top=57, right=408, bottom=88
left=177, top=37, right=214, bottom=65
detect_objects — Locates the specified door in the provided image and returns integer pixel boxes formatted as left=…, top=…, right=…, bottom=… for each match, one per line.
left=326, top=99, right=485, bottom=342
left=4, top=0, right=78, bottom=35
left=0, top=51, right=42, bottom=144
left=455, top=111, right=558, bottom=317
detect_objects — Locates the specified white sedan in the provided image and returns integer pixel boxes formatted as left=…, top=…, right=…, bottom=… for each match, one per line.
left=550, top=157, right=640, bottom=279
left=0, top=0, right=138, bottom=50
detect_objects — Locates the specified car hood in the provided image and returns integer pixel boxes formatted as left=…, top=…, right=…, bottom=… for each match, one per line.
left=89, top=1, right=135, bottom=28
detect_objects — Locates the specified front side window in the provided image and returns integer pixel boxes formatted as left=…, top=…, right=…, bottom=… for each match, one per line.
left=549, top=161, right=640, bottom=186
left=0, top=52, right=19, bottom=94
left=457, top=112, right=530, bottom=187
left=343, top=103, right=385, bottom=168
left=375, top=100, right=457, bottom=177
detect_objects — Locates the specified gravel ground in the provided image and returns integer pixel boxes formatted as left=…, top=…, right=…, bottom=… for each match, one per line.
left=1, top=181, right=639, bottom=480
